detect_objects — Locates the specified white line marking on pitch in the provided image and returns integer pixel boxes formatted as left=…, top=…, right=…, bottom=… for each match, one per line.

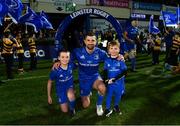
left=2, top=75, right=47, bottom=82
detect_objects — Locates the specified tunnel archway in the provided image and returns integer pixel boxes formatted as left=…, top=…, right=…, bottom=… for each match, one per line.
left=54, top=8, right=123, bottom=58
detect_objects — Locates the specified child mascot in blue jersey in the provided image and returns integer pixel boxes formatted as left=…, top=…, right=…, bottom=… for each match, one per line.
left=47, top=50, right=76, bottom=116
left=103, top=40, right=127, bottom=117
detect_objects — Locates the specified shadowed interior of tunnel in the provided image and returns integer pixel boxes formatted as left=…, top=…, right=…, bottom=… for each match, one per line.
left=61, top=15, right=88, bottom=52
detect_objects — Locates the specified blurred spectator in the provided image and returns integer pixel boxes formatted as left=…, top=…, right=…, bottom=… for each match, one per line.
left=15, top=32, right=24, bottom=73
left=152, top=34, right=161, bottom=65
left=147, top=33, right=154, bottom=55
left=166, top=32, right=180, bottom=66
left=1, top=30, right=17, bottom=79
left=28, top=32, right=37, bottom=70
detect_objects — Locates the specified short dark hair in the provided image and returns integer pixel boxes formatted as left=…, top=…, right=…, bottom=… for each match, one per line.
left=84, top=32, right=96, bottom=39
left=58, top=49, right=70, bottom=56
left=107, top=40, right=120, bottom=50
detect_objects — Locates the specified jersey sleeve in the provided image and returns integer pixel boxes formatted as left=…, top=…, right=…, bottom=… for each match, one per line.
left=99, top=49, right=108, bottom=61
left=120, top=61, right=127, bottom=72
left=69, top=61, right=78, bottom=69
left=49, top=70, right=57, bottom=81
left=103, top=60, right=108, bottom=70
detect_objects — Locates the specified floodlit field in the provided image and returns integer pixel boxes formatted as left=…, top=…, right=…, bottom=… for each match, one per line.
left=0, top=54, right=180, bottom=125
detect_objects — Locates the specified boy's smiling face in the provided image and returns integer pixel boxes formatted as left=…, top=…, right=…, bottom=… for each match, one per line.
left=108, top=45, right=120, bottom=57
left=58, top=52, right=70, bottom=66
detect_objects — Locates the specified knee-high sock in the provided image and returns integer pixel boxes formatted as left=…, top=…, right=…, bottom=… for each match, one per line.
left=131, top=58, right=136, bottom=70
left=106, top=94, right=113, bottom=110
left=106, top=87, right=113, bottom=110
left=69, top=100, right=75, bottom=110
left=114, top=94, right=122, bottom=106
left=97, top=93, right=104, bottom=106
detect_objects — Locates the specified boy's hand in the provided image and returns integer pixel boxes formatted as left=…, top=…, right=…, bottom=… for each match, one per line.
left=108, top=78, right=115, bottom=84
left=48, top=96, right=52, bottom=104
left=117, top=54, right=125, bottom=61
left=52, top=62, right=61, bottom=70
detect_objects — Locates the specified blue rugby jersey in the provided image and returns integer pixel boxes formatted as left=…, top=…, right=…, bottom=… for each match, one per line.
left=125, top=26, right=139, bottom=50
left=73, top=47, right=107, bottom=78
left=49, top=62, right=75, bottom=96
left=104, top=57, right=127, bottom=83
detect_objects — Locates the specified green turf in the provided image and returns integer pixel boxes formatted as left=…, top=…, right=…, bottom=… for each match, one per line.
left=0, top=53, right=180, bottom=125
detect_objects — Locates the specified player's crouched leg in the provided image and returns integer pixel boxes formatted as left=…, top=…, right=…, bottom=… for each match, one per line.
left=67, top=88, right=76, bottom=116
left=60, top=103, right=69, bottom=113
left=93, top=79, right=106, bottom=95
left=93, top=79, right=106, bottom=116
left=81, top=96, right=90, bottom=108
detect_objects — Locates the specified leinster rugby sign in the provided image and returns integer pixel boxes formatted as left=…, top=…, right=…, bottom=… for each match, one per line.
left=70, top=8, right=109, bottom=19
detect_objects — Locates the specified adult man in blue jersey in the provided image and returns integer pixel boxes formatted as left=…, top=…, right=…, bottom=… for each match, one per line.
left=54, top=32, right=124, bottom=116
left=53, top=32, right=124, bottom=116
left=124, top=19, right=140, bottom=72
left=72, top=32, right=107, bottom=116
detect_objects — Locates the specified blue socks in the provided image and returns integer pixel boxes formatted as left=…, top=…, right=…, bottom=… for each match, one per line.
left=69, top=100, right=75, bottom=110
left=114, top=95, right=121, bottom=106
left=97, top=93, right=104, bottom=106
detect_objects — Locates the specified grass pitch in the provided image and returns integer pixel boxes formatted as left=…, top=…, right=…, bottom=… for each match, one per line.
left=0, top=54, right=180, bottom=125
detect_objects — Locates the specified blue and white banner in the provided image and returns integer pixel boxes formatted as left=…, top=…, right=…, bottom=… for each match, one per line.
left=0, top=0, right=9, bottom=25
left=40, top=11, right=53, bottom=30
left=6, top=0, right=23, bottom=24
left=161, top=11, right=177, bottom=26
left=149, top=15, right=160, bottom=34
left=19, top=7, right=42, bottom=33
